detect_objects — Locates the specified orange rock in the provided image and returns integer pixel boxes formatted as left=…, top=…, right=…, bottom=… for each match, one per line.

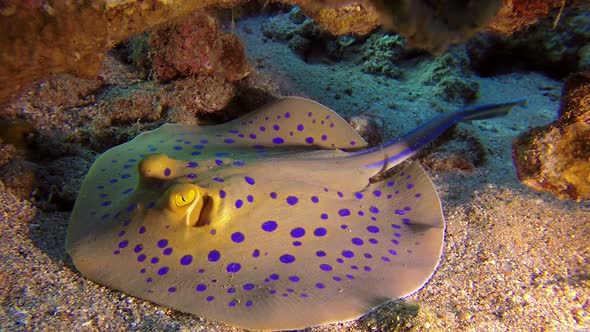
left=512, top=72, right=590, bottom=201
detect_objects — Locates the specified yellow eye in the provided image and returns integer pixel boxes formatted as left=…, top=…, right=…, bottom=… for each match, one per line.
left=175, top=190, right=196, bottom=207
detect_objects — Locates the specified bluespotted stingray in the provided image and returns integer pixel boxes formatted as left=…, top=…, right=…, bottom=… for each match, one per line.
left=67, top=97, right=524, bottom=330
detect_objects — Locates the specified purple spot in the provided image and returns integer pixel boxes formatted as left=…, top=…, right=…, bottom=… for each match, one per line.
left=231, top=232, right=245, bottom=243
left=243, top=283, right=255, bottom=291
left=157, top=239, right=168, bottom=248
left=352, top=238, right=364, bottom=246
left=341, top=224, right=348, bottom=229
left=233, top=161, right=247, bottom=166
left=369, top=238, right=378, bottom=244
left=382, top=256, right=391, bottom=262
left=373, top=190, right=382, bottom=197
left=286, top=196, right=298, bottom=206
left=337, top=192, right=344, bottom=198
left=249, top=133, right=257, bottom=139
left=316, top=250, right=326, bottom=257
left=285, top=112, right=291, bottom=118
left=305, top=137, right=314, bottom=144
left=208, top=250, right=221, bottom=262
left=316, top=283, right=325, bottom=289
left=215, top=159, right=224, bottom=166
left=158, top=266, right=169, bottom=275
left=280, top=254, right=296, bottom=264
left=364, top=253, right=373, bottom=259
left=226, top=263, right=241, bottom=273
left=235, top=199, right=243, bottom=208
left=270, top=192, right=277, bottom=199
left=252, top=249, right=260, bottom=257
left=244, top=176, right=255, bottom=185
left=320, top=264, right=332, bottom=272
left=224, top=138, right=235, bottom=144
left=113, top=250, right=120, bottom=255
left=403, top=218, right=411, bottom=225
left=246, top=300, right=253, bottom=307
left=389, top=249, right=398, bottom=256
left=101, top=201, right=111, bottom=207
left=210, top=229, right=216, bottom=235
left=134, top=244, right=143, bottom=253
left=342, top=250, right=354, bottom=258
left=292, top=241, right=302, bottom=247
left=364, top=266, right=372, bottom=272
left=273, top=124, right=280, bottom=131
left=163, top=168, right=171, bottom=177
left=118, top=240, right=128, bottom=248
left=196, top=284, right=207, bottom=292
left=247, top=195, right=254, bottom=203
left=213, top=177, right=224, bottom=183
left=367, top=226, right=380, bottom=233
left=297, top=124, right=304, bottom=131
left=219, top=190, right=226, bottom=198
left=177, top=255, right=193, bottom=266
left=163, top=248, right=173, bottom=255
left=151, top=257, right=159, bottom=264
left=137, top=254, right=146, bottom=262
left=259, top=126, right=266, bottom=132
left=146, top=277, right=152, bottom=283
left=416, top=193, right=422, bottom=198
left=270, top=273, right=279, bottom=280
left=314, top=227, right=327, bottom=237
left=311, top=196, right=319, bottom=203
left=187, top=173, right=197, bottom=179
left=272, top=137, right=285, bottom=144
left=206, top=296, right=214, bottom=302
left=173, top=146, right=182, bottom=150
left=290, top=227, right=305, bottom=238
left=407, top=183, right=415, bottom=189
left=261, top=220, right=278, bottom=232
left=338, top=209, right=351, bottom=217
left=320, top=213, right=328, bottom=220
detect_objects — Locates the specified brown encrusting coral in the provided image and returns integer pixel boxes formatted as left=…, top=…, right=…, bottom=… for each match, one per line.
left=512, top=72, right=590, bottom=201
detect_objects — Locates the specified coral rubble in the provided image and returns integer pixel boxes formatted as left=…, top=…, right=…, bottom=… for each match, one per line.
left=513, top=72, right=590, bottom=201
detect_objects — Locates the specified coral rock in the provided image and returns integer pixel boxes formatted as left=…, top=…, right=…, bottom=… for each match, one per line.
left=149, top=12, right=249, bottom=82
left=512, top=72, right=590, bottom=201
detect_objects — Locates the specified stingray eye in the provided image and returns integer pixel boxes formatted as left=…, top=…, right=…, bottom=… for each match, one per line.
left=175, top=190, right=196, bottom=207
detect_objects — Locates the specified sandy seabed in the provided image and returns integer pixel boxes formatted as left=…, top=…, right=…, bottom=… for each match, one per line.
left=1, top=14, right=589, bottom=332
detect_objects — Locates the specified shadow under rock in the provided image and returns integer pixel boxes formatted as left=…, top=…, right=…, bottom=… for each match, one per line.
left=28, top=210, right=76, bottom=269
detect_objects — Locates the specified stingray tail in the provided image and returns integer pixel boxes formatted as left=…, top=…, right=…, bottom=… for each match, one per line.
left=348, top=98, right=527, bottom=172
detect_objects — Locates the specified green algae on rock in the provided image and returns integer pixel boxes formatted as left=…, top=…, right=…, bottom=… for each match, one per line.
left=513, top=71, right=590, bottom=201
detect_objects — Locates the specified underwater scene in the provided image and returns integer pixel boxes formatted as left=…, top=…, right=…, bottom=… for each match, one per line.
left=0, top=0, right=589, bottom=331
